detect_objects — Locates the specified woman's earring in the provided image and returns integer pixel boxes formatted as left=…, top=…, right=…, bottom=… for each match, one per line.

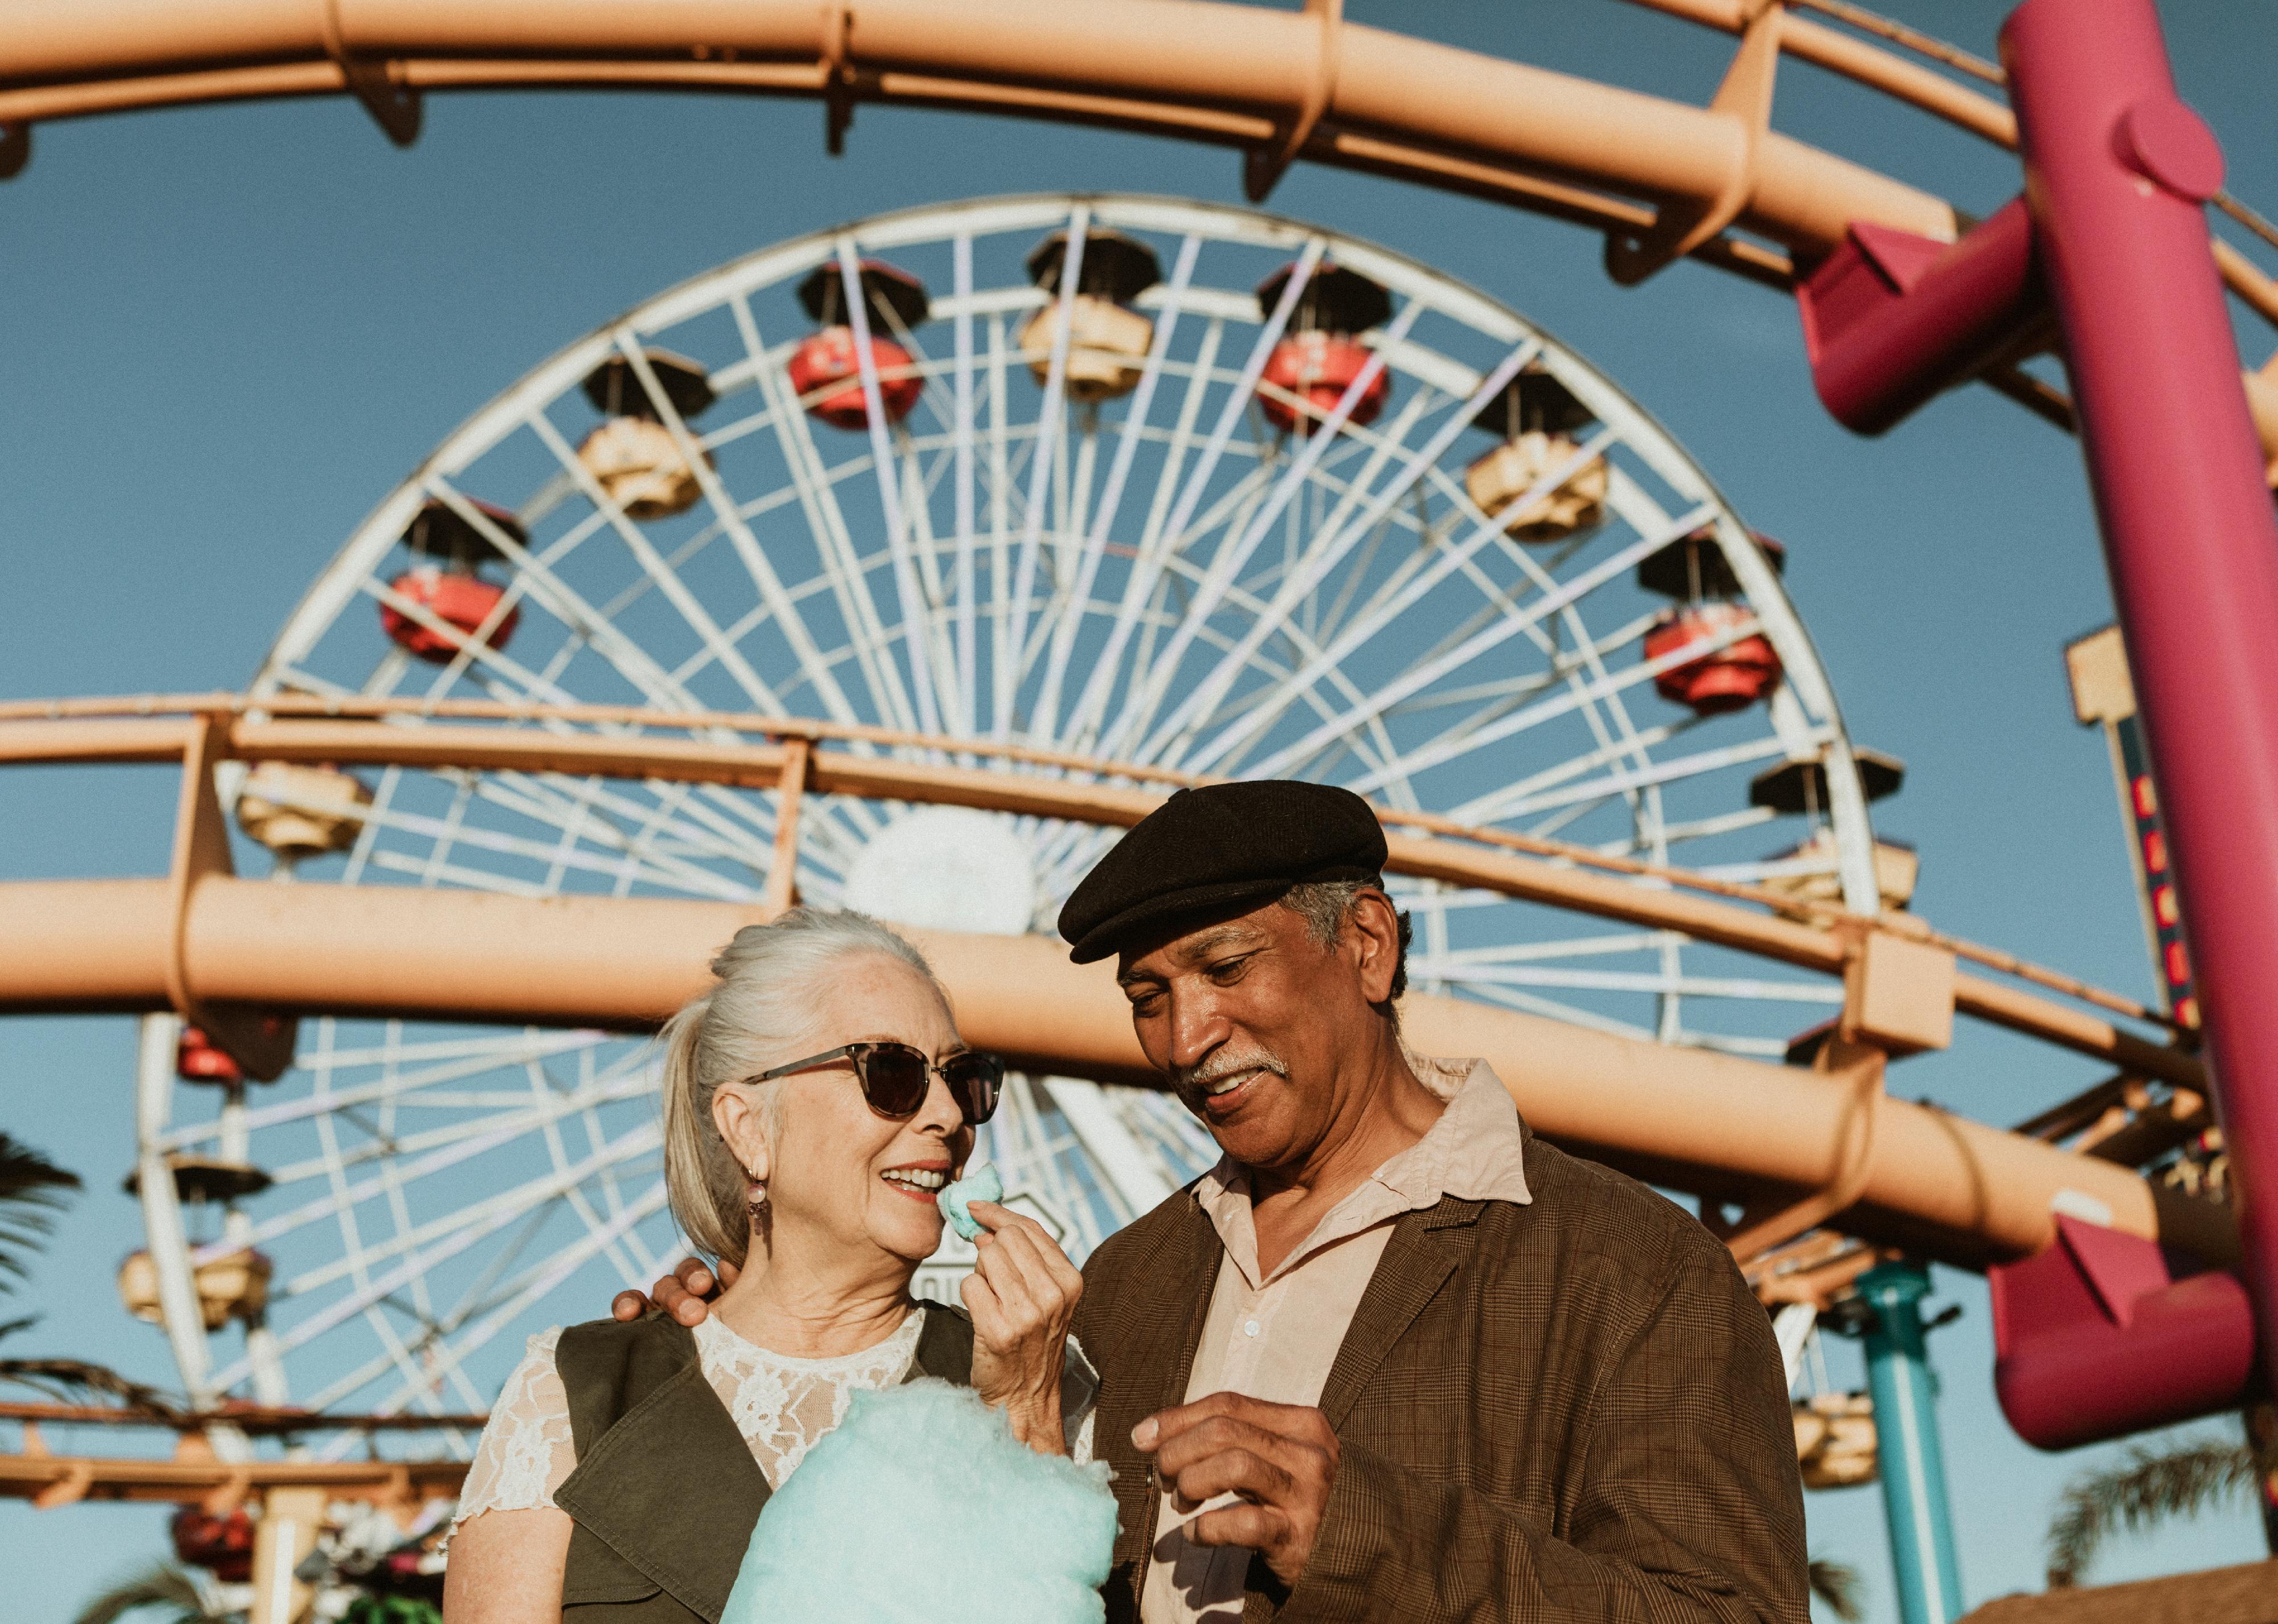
left=746, top=1169, right=768, bottom=1217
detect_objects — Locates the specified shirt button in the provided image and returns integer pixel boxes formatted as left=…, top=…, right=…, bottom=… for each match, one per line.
left=1244, top=1320, right=1260, bottom=1337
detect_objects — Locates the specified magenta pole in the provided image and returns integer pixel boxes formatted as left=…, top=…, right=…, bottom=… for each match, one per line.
left=2003, top=0, right=2278, bottom=1393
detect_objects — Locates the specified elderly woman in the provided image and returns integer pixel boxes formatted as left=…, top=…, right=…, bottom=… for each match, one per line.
left=443, top=908, right=1087, bottom=1624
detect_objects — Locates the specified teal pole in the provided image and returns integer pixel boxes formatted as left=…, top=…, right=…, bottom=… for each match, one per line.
left=1859, top=1261, right=1965, bottom=1624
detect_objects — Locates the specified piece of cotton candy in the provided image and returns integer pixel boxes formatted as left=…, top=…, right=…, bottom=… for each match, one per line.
left=721, top=1378, right=1117, bottom=1624
left=937, top=1161, right=1002, bottom=1241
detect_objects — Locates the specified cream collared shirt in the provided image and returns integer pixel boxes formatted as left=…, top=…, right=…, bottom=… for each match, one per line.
left=1139, top=1054, right=1533, bottom=1624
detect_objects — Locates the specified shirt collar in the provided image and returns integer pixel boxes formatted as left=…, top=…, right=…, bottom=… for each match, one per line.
left=1374, top=1050, right=1532, bottom=1210
left=1191, top=1054, right=1530, bottom=1286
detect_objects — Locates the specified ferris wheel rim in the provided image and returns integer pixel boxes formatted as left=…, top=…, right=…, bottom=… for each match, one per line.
left=249, top=189, right=1883, bottom=913
left=132, top=187, right=1909, bottom=1430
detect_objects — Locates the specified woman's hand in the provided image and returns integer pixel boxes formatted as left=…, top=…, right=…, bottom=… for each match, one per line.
left=962, top=1201, right=1083, bottom=1456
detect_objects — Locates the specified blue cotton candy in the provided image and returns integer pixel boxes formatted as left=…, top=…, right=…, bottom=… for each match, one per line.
left=937, top=1162, right=1002, bottom=1241
left=720, top=1378, right=1117, bottom=1624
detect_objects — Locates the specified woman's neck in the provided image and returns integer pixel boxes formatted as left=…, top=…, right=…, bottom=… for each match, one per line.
left=712, top=1230, right=916, bottom=1359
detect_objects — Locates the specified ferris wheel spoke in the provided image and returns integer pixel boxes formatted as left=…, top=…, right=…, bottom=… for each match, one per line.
left=1377, top=656, right=1590, bottom=724
left=516, top=410, right=790, bottom=717
left=211, top=1121, right=666, bottom=1394
left=302, top=1200, right=598, bottom=1425
left=1155, top=341, right=1543, bottom=774
left=1032, top=233, right=1201, bottom=743
left=1337, top=615, right=1663, bottom=799
left=832, top=239, right=940, bottom=735
left=177, top=1036, right=605, bottom=1149
left=1063, top=315, right=1224, bottom=752
left=422, top=475, right=733, bottom=716
left=528, top=1058, right=656, bottom=1282
left=896, top=430, right=963, bottom=712
left=1635, top=803, right=1785, bottom=854
left=248, top=1072, right=656, bottom=1246
left=1146, top=242, right=1321, bottom=566
left=468, top=770, right=771, bottom=896
left=510, top=767, right=790, bottom=892
left=1427, top=962, right=1841, bottom=1003
left=1507, top=735, right=1799, bottom=835
left=371, top=1139, right=451, bottom=1365
left=1077, top=240, right=1324, bottom=753
left=1447, top=711, right=1697, bottom=827
left=656, top=326, right=884, bottom=729
left=536, top=771, right=772, bottom=886
left=1196, top=426, right=1647, bottom=775
left=1308, top=514, right=1397, bottom=654
left=949, top=231, right=982, bottom=733
left=1674, top=1025, right=1795, bottom=1059
left=359, top=574, right=553, bottom=704
left=1116, top=298, right=1426, bottom=766
left=721, top=292, right=880, bottom=728
left=1546, top=603, right=1663, bottom=787
left=1518, top=481, right=1691, bottom=790
left=1225, top=496, right=1708, bottom=784
left=399, top=1206, right=562, bottom=1392
left=1002, top=208, right=1090, bottom=732
left=348, top=782, right=756, bottom=901
left=333, top=1296, right=485, bottom=1423
left=1426, top=931, right=1679, bottom=967
left=330, top=1180, right=677, bottom=1429
left=1134, top=578, right=1409, bottom=790
left=1339, top=610, right=1649, bottom=802
left=1197, top=501, right=1624, bottom=785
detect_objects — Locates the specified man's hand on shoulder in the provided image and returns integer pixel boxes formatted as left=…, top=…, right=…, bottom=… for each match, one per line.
left=609, top=1256, right=734, bottom=1325
left=1134, top=1392, right=1339, bottom=1587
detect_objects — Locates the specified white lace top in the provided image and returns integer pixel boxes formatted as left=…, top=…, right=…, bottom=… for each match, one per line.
left=455, top=1308, right=1096, bottom=1523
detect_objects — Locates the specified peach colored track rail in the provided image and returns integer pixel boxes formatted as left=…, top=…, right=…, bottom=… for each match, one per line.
left=0, top=695, right=2236, bottom=1272
left=4, top=0, right=2276, bottom=373
left=0, top=692, right=2199, bottom=1085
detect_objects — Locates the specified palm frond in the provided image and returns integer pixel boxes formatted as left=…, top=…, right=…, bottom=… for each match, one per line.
left=0, top=1356, right=189, bottom=1421
left=0, top=1132, right=81, bottom=1286
left=2046, top=1436, right=2264, bottom=1586
left=1808, top=1557, right=1864, bottom=1621
left=70, top=1562, right=232, bottom=1624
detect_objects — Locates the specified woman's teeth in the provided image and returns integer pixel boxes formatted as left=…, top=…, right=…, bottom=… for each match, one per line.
left=881, top=1168, right=948, bottom=1190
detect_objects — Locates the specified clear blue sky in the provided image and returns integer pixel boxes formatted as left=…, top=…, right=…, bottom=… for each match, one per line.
left=4, top=2, right=2276, bottom=1618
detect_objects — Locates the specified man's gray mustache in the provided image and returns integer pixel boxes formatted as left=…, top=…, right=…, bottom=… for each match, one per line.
left=1171, top=1050, right=1289, bottom=1091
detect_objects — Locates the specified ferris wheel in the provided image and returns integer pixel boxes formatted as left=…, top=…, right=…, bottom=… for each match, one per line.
left=125, top=193, right=1895, bottom=1454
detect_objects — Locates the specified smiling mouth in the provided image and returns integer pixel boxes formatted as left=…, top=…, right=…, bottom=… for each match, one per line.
left=880, top=1165, right=950, bottom=1202
left=1192, top=1068, right=1267, bottom=1110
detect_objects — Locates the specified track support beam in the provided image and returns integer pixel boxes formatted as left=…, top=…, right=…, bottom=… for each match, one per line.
left=1858, top=1261, right=1965, bottom=1624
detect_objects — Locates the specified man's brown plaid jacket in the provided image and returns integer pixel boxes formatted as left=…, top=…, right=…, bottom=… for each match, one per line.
left=1073, top=1119, right=1811, bottom=1624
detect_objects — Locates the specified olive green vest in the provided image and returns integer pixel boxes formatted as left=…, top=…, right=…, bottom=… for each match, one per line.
left=552, top=1307, right=976, bottom=1624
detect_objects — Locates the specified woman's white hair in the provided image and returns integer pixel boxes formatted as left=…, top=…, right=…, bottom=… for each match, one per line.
left=660, top=907, right=943, bottom=1266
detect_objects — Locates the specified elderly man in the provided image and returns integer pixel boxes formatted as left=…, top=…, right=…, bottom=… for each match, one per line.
left=623, top=781, right=1807, bottom=1624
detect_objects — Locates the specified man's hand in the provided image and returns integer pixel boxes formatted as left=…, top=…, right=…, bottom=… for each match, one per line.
left=1133, top=1392, right=1340, bottom=1586
left=610, top=1256, right=736, bottom=1325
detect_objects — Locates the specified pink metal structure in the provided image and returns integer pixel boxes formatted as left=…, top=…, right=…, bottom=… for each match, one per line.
left=1794, top=0, right=2278, bottom=1426
left=1793, top=0, right=2278, bottom=1433
left=1992, top=1216, right=2257, bottom=1451
left=2006, top=0, right=2278, bottom=1417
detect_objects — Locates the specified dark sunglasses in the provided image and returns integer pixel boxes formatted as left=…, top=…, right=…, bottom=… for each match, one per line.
left=750, top=1042, right=1003, bottom=1125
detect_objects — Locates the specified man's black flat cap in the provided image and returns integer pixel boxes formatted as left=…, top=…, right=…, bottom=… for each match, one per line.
left=1057, top=780, right=1386, bottom=963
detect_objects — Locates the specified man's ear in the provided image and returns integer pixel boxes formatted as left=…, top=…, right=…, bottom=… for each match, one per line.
left=713, top=1083, right=773, bottom=1185
left=1348, top=889, right=1403, bottom=1006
